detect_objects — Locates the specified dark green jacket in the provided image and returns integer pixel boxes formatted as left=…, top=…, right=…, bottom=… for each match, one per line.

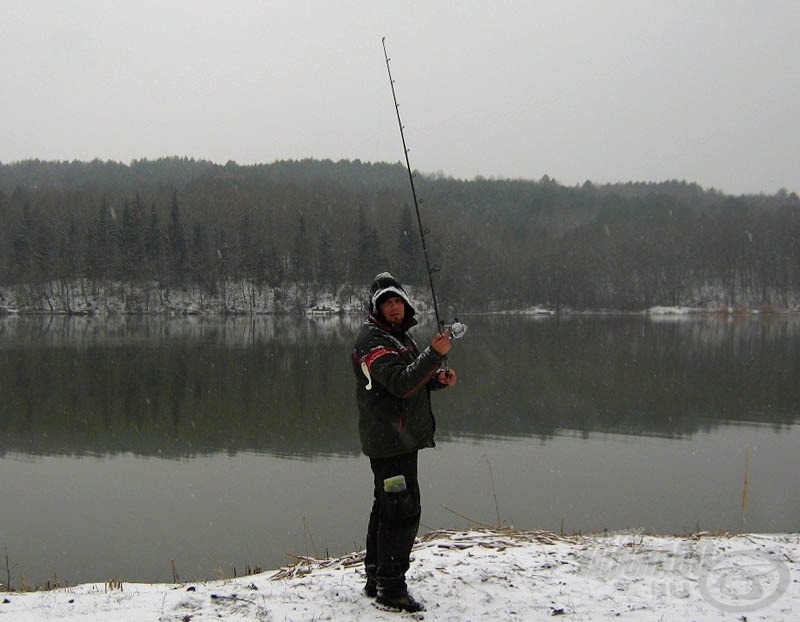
left=352, top=314, right=445, bottom=458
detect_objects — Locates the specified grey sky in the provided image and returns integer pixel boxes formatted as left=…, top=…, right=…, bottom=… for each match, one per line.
left=2, top=0, right=797, bottom=195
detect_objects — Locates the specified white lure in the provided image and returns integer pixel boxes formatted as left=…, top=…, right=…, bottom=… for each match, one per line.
left=360, top=361, right=373, bottom=390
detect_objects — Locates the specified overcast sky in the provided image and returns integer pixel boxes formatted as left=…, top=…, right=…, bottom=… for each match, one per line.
left=2, top=1, right=797, bottom=195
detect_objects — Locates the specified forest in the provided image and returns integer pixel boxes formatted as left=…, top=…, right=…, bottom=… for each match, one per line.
left=1, top=157, right=799, bottom=314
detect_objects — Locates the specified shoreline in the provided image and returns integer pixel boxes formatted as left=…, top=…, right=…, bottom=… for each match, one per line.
left=3, top=528, right=798, bottom=621
left=2, top=279, right=799, bottom=317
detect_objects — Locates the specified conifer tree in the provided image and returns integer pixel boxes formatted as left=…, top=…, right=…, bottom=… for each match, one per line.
left=167, top=191, right=187, bottom=282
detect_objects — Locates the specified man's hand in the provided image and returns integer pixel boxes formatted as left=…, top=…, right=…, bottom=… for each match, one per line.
left=432, top=327, right=452, bottom=356
left=437, top=369, right=457, bottom=387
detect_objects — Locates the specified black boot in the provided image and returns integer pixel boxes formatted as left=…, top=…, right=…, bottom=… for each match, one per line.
left=364, top=564, right=377, bottom=597
left=376, top=590, right=425, bottom=613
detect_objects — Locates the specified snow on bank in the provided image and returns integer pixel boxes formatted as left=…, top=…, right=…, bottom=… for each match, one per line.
left=0, top=281, right=370, bottom=316
left=647, top=306, right=699, bottom=316
left=2, top=529, right=797, bottom=621
left=3, top=280, right=799, bottom=317
left=646, top=305, right=799, bottom=316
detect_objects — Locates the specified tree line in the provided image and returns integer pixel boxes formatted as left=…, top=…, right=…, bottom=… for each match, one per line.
left=1, top=157, right=799, bottom=312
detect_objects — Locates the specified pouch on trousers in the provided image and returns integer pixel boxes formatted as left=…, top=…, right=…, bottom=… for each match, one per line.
left=382, top=474, right=420, bottom=523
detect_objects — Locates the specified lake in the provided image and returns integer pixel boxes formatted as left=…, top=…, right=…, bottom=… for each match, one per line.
left=1, top=313, right=798, bottom=587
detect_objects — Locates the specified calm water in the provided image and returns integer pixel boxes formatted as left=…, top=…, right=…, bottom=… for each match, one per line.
left=1, top=313, right=798, bottom=586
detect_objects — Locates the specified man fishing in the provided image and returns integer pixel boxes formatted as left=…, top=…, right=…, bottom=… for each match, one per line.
left=351, top=271, right=458, bottom=613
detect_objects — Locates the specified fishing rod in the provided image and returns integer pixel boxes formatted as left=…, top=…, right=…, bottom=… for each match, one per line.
left=381, top=36, right=467, bottom=340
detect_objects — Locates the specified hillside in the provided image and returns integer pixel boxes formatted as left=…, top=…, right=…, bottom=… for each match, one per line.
left=1, top=158, right=799, bottom=313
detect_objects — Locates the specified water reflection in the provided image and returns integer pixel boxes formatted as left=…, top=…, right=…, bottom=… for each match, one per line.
left=454, top=314, right=799, bottom=440
left=2, top=314, right=798, bottom=458
left=1, top=315, right=363, bottom=457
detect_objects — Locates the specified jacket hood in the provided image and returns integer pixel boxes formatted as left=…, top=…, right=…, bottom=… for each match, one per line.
left=367, top=272, right=416, bottom=330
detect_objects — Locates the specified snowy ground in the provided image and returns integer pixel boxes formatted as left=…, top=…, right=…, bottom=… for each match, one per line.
left=2, top=529, right=797, bottom=621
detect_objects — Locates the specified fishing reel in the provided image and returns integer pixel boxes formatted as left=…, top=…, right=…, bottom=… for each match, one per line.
left=444, top=318, right=468, bottom=340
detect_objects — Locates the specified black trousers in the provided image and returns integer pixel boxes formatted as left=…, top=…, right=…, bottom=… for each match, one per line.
left=365, top=451, right=421, bottom=596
